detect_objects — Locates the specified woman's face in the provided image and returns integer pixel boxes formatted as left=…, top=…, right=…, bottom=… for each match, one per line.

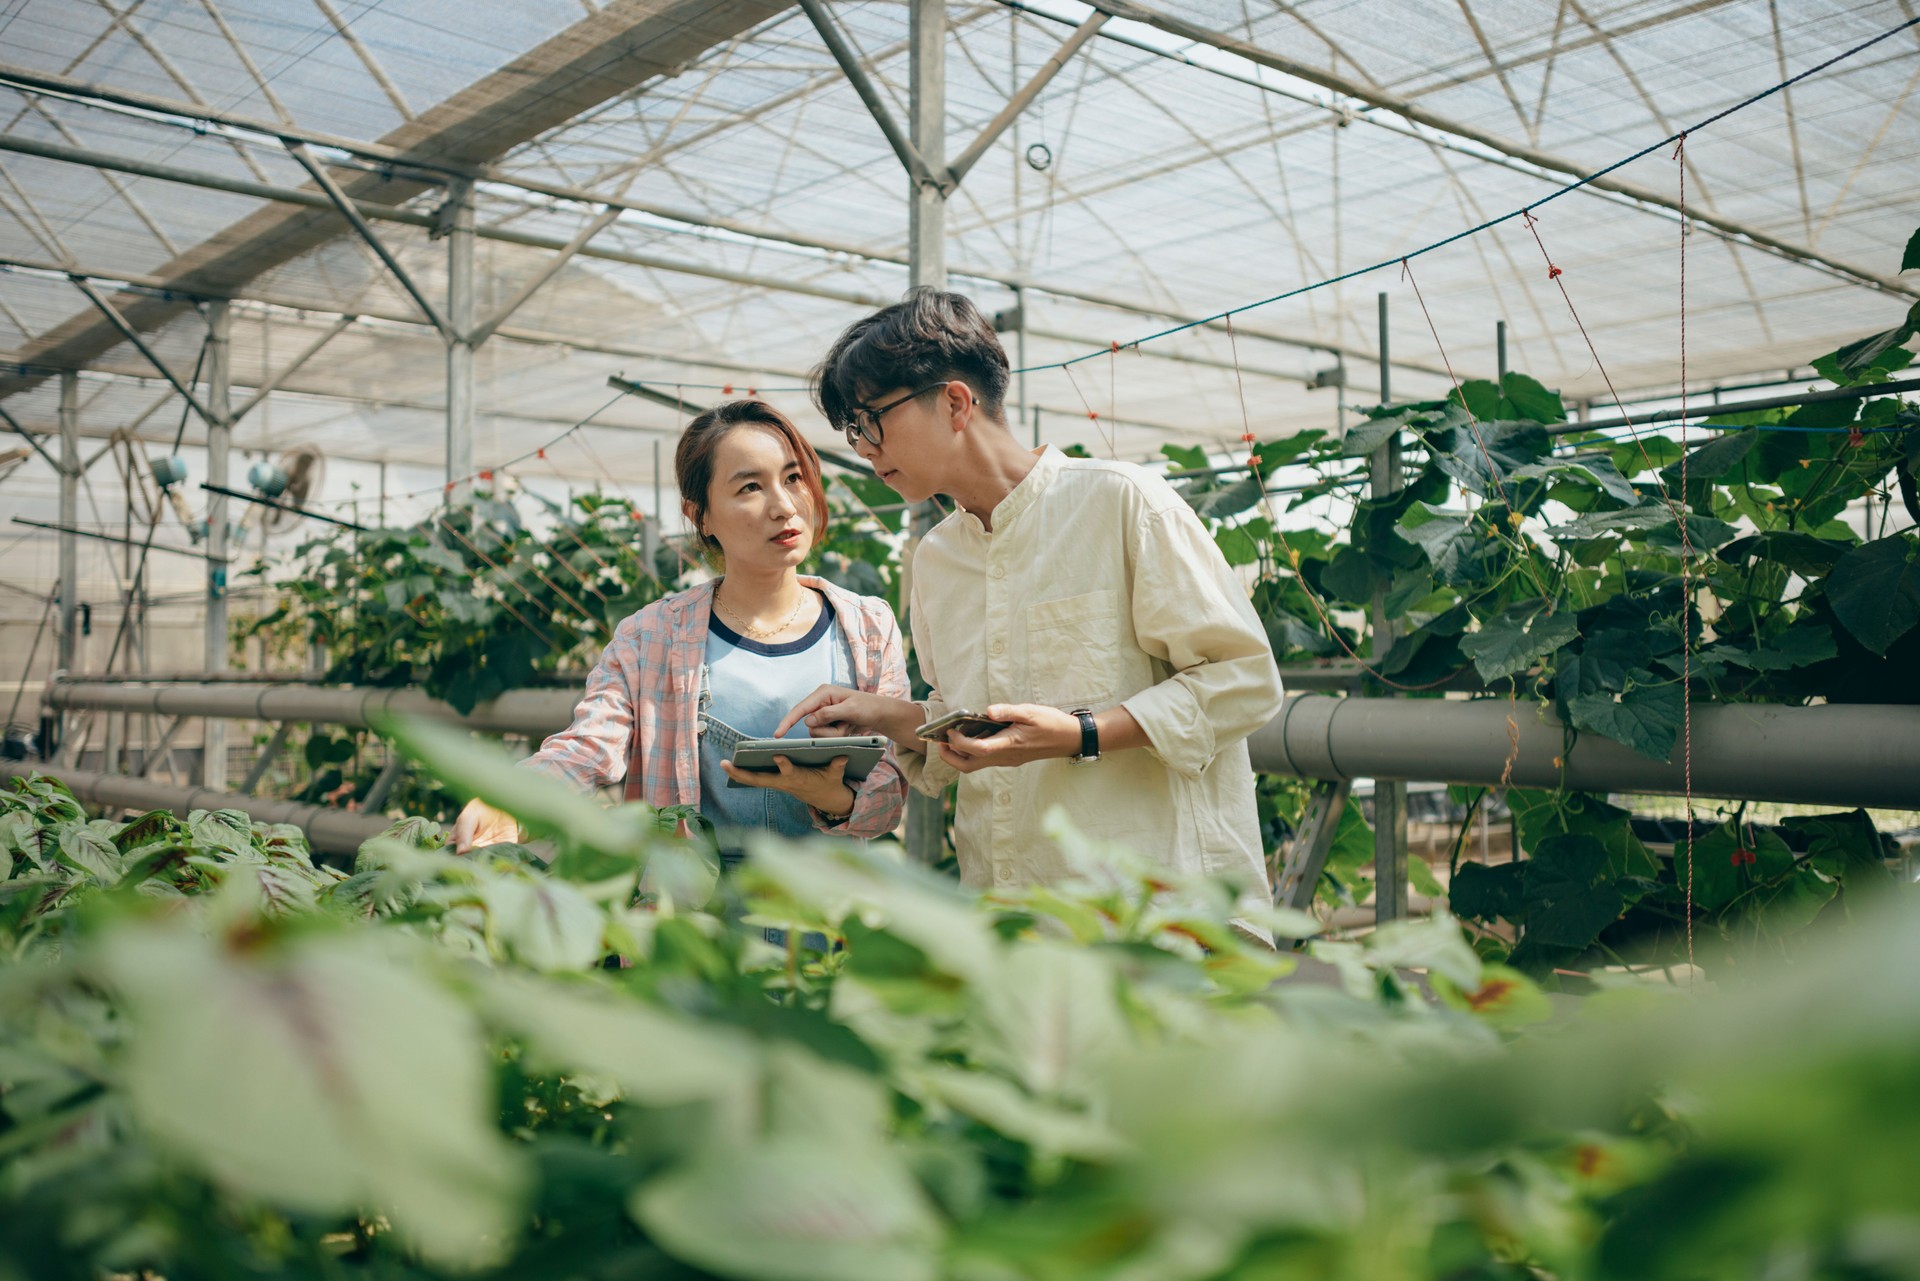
left=690, top=424, right=815, bottom=574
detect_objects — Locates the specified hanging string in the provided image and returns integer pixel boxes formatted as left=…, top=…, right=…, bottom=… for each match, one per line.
left=1400, top=257, right=1555, bottom=603
left=1224, top=310, right=1466, bottom=693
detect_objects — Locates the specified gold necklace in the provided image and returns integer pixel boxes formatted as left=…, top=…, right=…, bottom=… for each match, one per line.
left=714, top=582, right=807, bottom=640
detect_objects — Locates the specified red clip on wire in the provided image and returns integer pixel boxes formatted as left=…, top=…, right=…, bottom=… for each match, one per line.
left=1548, top=265, right=1563, bottom=279
left=1848, top=425, right=1865, bottom=447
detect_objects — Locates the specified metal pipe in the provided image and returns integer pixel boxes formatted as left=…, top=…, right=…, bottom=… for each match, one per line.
left=445, top=176, right=475, bottom=492
left=1551, top=376, right=1920, bottom=436
left=0, top=760, right=390, bottom=858
left=1248, top=694, right=1920, bottom=811
left=203, top=301, right=231, bottom=791
left=42, top=679, right=1920, bottom=810
left=45, top=680, right=577, bottom=738
left=56, top=373, right=78, bottom=674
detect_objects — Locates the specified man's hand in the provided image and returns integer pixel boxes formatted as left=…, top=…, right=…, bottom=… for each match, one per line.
left=936, top=703, right=1081, bottom=773
left=453, top=797, right=521, bottom=854
left=776, top=685, right=922, bottom=746
left=719, top=754, right=855, bottom=815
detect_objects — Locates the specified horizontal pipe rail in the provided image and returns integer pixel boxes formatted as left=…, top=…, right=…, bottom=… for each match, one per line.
left=0, top=761, right=391, bottom=857
left=46, top=680, right=577, bottom=738
left=43, top=681, right=1920, bottom=811
left=1250, top=694, right=1920, bottom=811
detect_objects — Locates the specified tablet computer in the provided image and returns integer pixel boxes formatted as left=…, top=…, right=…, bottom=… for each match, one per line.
left=726, top=735, right=888, bottom=788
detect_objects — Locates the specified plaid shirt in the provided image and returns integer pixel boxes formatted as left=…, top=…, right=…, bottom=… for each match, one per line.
left=525, top=576, right=909, bottom=839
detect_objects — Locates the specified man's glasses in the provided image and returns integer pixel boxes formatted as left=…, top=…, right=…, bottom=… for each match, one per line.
left=840, top=380, right=959, bottom=449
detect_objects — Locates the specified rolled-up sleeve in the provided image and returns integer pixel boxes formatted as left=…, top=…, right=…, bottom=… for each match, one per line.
left=816, top=608, right=911, bottom=837
left=1119, top=503, right=1284, bottom=779
left=522, top=615, right=640, bottom=791
left=895, top=578, right=960, bottom=798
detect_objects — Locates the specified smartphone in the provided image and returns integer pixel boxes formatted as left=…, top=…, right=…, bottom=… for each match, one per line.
left=914, top=709, right=1011, bottom=741
left=727, top=735, right=888, bottom=788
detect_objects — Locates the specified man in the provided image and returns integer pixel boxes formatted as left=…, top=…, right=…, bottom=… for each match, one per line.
left=779, top=289, right=1284, bottom=914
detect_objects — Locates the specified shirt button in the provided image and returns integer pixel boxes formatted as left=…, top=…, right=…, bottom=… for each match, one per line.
left=990, top=639, right=1006, bottom=656
left=991, top=563, right=1007, bottom=580
left=995, top=790, right=1011, bottom=808
left=994, top=865, right=1014, bottom=883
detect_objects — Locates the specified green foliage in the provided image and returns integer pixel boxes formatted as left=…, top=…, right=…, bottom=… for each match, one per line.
left=6, top=753, right=1920, bottom=1281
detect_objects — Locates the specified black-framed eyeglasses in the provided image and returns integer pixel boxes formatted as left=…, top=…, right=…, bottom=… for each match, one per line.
left=841, top=380, right=957, bottom=449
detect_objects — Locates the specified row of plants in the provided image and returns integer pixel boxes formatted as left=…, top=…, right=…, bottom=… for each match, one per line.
left=4, top=738, right=1920, bottom=1280
left=1185, top=231, right=1919, bottom=966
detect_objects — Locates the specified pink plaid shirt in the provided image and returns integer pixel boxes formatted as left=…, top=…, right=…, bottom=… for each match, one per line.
left=525, top=576, right=909, bottom=839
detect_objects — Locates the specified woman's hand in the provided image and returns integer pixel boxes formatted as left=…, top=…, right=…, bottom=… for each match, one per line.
left=452, top=797, right=521, bottom=853
left=719, top=754, right=856, bottom=816
left=776, top=685, right=922, bottom=746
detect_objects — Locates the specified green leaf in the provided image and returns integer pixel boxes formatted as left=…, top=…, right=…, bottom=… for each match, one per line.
left=1904, top=225, right=1920, bottom=273
left=57, top=823, right=127, bottom=883
left=1160, top=443, right=1207, bottom=471
left=480, top=874, right=606, bottom=971
left=1709, top=622, right=1837, bottom=672
left=1609, top=436, right=1684, bottom=477
left=100, top=923, right=526, bottom=1268
left=1825, top=533, right=1920, bottom=655
left=1448, top=860, right=1524, bottom=923
left=1459, top=604, right=1579, bottom=681
left=632, top=1134, right=942, bottom=1281
left=1568, top=678, right=1684, bottom=760
left=1255, top=431, right=1326, bottom=472
left=379, top=715, right=650, bottom=859
left=1431, top=962, right=1554, bottom=1029
left=1715, top=531, right=1851, bottom=577
left=1498, top=372, right=1568, bottom=424
left=188, top=808, right=257, bottom=858
left=483, top=971, right=759, bottom=1107
left=1660, top=429, right=1758, bottom=486
left=1522, top=834, right=1624, bottom=949
left=1676, top=822, right=1762, bottom=914
left=1426, top=419, right=1553, bottom=498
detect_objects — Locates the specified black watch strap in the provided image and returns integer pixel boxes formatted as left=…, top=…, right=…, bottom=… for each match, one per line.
left=1070, top=708, right=1099, bottom=763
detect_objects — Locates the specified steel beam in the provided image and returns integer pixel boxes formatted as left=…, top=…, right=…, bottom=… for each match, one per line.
left=445, top=176, right=475, bottom=491
left=0, top=760, right=390, bottom=858
left=203, top=300, right=231, bottom=790
left=946, top=11, right=1106, bottom=186
left=1083, top=0, right=1918, bottom=302
left=56, top=372, right=77, bottom=673
left=0, top=131, right=1442, bottom=379
left=68, top=276, right=216, bottom=424
left=0, top=1, right=793, bottom=404
left=230, top=313, right=357, bottom=422
left=471, top=204, right=621, bottom=345
left=798, top=0, right=943, bottom=192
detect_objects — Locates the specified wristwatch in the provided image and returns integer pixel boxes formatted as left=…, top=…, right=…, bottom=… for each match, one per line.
left=1068, top=708, right=1100, bottom=765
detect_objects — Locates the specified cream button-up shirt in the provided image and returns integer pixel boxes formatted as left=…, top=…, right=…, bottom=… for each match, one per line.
left=900, top=446, right=1284, bottom=901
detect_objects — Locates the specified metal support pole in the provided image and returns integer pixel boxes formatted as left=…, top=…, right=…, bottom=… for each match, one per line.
left=908, top=0, right=947, bottom=291
left=203, top=300, right=232, bottom=790
left=1370, top=291, right=1408, bottom=923
left=902, top=0, right=949, bottom=866
left=56, top=372, right=79, bottom=675
left=1014, top=284, right=1031, bottom=445
left=446, top=176, right=476, bottom=495
left=1496, top=319, right=1508, bottom=382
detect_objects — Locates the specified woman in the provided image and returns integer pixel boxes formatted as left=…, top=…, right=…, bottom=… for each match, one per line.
left=453, top=399, right=910, bottom=862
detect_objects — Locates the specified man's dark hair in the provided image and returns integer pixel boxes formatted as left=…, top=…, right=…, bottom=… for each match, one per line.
left=813, top=288, right=1012, bottom=429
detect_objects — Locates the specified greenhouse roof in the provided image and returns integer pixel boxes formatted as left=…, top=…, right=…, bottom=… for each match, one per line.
left=0, top=0, right=1916, bottom=500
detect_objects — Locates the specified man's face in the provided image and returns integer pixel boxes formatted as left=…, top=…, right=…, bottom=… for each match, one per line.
left=849, top=381, right=966, bottom=502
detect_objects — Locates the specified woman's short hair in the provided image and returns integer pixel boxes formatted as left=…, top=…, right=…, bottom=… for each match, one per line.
left=812, top=288, right=1011, bottom=432
left=675, top=399, right=830, bottom=560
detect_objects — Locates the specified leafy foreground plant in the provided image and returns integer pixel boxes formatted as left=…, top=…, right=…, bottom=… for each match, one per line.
left=3, top=741, right=1919, bottom=1281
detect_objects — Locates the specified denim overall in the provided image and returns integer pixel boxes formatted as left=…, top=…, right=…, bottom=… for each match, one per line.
left=696, top=610, right=853, bottom=949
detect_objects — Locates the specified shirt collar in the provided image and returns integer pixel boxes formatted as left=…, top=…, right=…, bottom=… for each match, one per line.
left=958, top=445, right=1060, bottom=536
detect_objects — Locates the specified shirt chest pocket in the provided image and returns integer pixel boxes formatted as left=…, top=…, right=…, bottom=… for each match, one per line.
left=1025, top=589, right=1120, bottom=708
